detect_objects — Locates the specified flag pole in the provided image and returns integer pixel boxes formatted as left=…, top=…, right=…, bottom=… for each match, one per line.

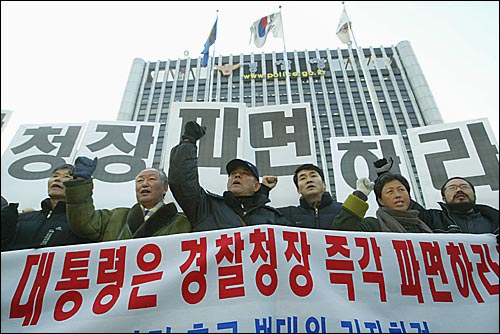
left=208, top=10, right=219, bottom=102
left=279, top=6, right=292, bottom=104
left=340, top=3, right=424, bottom=203
left=342, top=2, right=387, bottom=135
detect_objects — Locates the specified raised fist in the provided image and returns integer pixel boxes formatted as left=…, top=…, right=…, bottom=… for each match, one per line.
left=73, top=156, right=98, bottom=180
left=356, top=177, right=374, bottom=197
left=182, top=121, right=207, bottom=144
left=373, top=157, right=393, bottom=177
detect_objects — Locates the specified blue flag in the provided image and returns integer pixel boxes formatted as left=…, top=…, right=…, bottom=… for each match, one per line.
left=201, top=18, right=217, bottom=67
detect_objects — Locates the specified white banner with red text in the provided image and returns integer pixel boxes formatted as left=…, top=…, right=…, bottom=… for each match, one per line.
left=1, top=225, right=498, bottom=333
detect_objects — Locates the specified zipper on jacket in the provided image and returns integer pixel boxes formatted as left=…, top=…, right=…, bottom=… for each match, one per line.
left=40, top=217, right=62, bottom=246
left=314, top=207, right=319, bottom=229
left=237, top=204, right=247, bottom=226
left=240, top=202, right=248, bottom=216
left=41, top=227, right=61, bottom=246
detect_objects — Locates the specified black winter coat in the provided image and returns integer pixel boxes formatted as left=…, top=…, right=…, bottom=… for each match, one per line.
left=168, top=142, right=293, bottom=232
left=417, top=202, right=498, bottom=234
left=1, top=198, right=93, bottom=251
left=278, top=192, right=343, bottom=230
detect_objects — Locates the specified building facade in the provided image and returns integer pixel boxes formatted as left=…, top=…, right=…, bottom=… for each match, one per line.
left=117, top=40, right=443, bottom=199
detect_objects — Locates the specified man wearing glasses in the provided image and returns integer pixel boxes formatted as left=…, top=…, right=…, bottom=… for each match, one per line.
left=419, top=177, right=498, bottom=234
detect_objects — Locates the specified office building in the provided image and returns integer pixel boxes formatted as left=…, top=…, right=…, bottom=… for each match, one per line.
left=117, top=40, right=443, bottom=197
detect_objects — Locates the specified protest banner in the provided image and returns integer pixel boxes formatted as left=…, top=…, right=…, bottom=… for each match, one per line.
left=2, top=225, right=498, bottom=333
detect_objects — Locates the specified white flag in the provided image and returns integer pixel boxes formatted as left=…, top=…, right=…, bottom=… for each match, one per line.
left=336, top=7, right=351, bottom=44
left=249, top=12, right=283, bottom=48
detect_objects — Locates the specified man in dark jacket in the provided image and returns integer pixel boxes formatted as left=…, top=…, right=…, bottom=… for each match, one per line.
left=1, top=164, right=93, bottom=251
left=261, top=164, right=343, bottom=230
left=168, top=121, right=292, bottom=232
left=373, top=158, right=498, bottom=234
left=418, top=176, right=498, bottom=234
left=63, top=157, right=191, bottom=241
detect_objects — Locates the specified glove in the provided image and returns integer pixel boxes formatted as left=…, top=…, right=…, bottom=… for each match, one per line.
left=356, top=177, right=374, bottom=197
left=373, top=157, right=393, bottom=177
left=73, top=156, right=98, bottom=180
left=182, top=121, right=206, bottom=144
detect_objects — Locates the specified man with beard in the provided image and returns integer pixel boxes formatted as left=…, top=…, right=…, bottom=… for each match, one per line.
left=419, top=177, right=498, bottom=234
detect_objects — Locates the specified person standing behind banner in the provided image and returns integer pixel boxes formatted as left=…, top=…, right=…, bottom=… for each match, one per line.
left=63, top=157, right=191, bottom=241
left=418, top=176, right=498, bottom=234
left=333, top=173, right=433, bottom=233
left=260, top=163, right=343, bottom=230
left=370, top=157, right=498, bottom=234
left=168, top=121, right=293, bottom=232
left=372, top=156, right=427, bottom=212
left=1, top=164, right=93, bottom=251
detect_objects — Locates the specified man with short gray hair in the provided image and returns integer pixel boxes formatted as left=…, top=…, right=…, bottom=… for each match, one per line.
left=63, top=157, right=191, bottom=241
left=2, top=163, right=93, bottom=251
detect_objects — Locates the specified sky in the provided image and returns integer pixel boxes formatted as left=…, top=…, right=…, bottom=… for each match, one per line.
left=1, top=1, right=499, bottom=156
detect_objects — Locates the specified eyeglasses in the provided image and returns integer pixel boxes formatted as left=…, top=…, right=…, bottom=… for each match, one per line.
left=444, top=184, right=471, bottom=192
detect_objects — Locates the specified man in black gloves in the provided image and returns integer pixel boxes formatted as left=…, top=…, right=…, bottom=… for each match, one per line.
left=63, top=156, right=191, bottom=241
left=168, top=120, right=293, bottom=232
left=2, top=164, right=93, bottom=251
